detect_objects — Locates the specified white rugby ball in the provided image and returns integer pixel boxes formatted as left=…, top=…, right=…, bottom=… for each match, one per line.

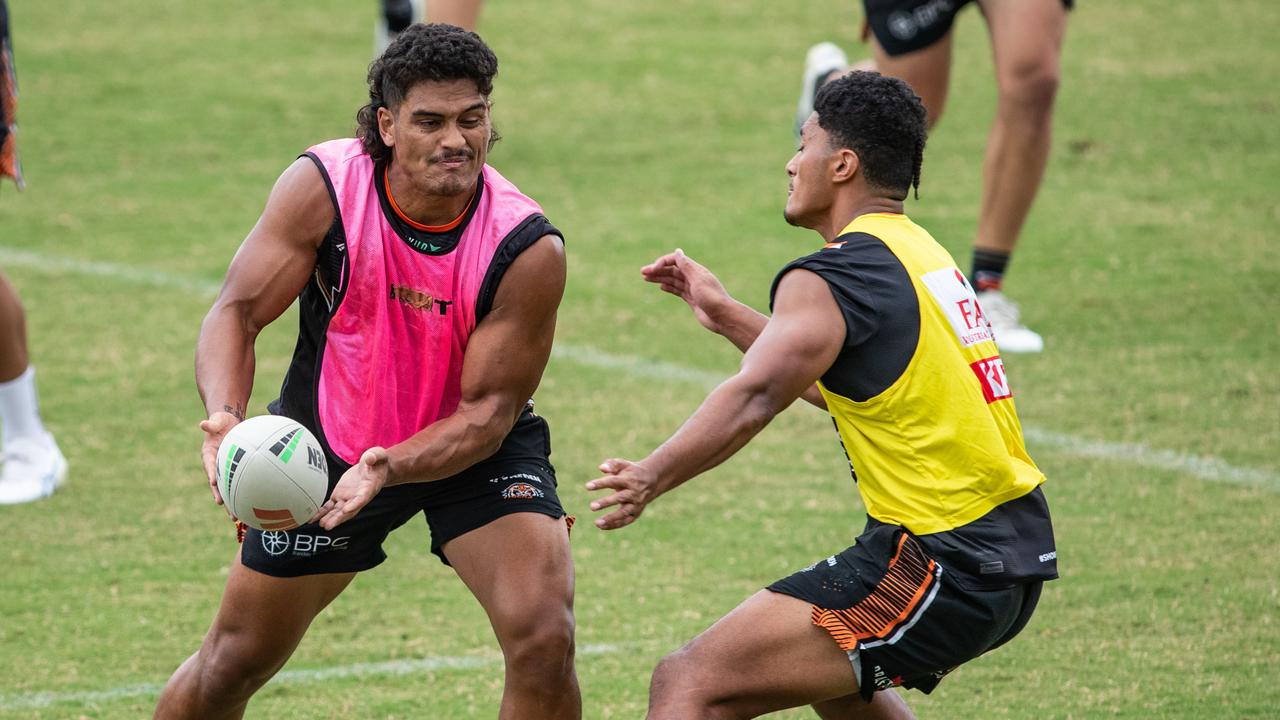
left=215, top=415, right=329, bottom=531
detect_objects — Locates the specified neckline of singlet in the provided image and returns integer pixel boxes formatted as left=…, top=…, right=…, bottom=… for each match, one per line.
left=383, top=165, right=477, bottom=233
left=825, top=212, right=907, bottom=248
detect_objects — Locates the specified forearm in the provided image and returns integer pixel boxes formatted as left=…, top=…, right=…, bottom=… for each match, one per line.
left=194, top=305, right=258, bottom=419
left=711, top=300, right=827, bottom=410
left=383, top=400, right=516, bottom=486
left=711, top=298, right=769, bottom=354
left=643, top=374, right=781, bottom=498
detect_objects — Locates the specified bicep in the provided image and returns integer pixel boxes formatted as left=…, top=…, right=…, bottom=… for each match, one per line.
left=212, top=157, right=334, bottom=331
left=457, top=234, right=566, bottom=416
left=737, top=269, right=845, bottom=410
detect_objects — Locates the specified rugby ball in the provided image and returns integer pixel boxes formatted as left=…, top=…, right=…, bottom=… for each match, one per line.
left=215, top=415, right=329, bottom=531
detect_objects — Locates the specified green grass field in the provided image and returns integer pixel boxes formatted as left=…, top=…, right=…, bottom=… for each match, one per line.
left=2, top=0, right=1278, bottom=717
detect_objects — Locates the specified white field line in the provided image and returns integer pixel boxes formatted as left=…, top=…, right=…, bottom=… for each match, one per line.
left=0, top=643, right=622, bottom=711
left=3, top=244, right=1275, bottom=491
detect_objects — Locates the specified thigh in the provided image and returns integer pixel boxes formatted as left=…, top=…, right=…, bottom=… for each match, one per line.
left=443, top=511, right=575, bottom=636
left=866, top=26, right=954, bottom=127
left=422, top=455, right=567, bottom=565
left=660, top=590, right=864, bottom=716
left=978, top=0, right=1069, bottom=89
left=812, top=690, right=914, bottom=720
left=204, top=548, right=355, bottom=664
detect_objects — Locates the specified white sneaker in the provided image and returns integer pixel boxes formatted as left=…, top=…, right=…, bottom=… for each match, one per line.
left=0, top=433, right=67, bottom=505
left=977, top=290, right=1044, bottom=354
left=795, top=42, right=849, bottom=137
left=375, top=0, right=426, bottom=56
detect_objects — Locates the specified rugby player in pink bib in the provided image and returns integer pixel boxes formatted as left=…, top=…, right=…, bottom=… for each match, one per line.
left=155, top=24, right=579, bottom=719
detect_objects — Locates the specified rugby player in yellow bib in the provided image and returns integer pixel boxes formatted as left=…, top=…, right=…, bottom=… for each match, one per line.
left=587, top=71, right=1057, bottom=719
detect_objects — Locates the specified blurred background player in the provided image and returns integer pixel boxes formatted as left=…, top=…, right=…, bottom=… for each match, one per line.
left=375, top=0, right=484, bottom=52
left=0, top=0, right=67, bottom=505
left=795, top=0, right=1071, bottom=353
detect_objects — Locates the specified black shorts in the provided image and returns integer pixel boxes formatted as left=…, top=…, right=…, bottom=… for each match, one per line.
left=241, top=414, right=567, bottom=577
left=768, top=523, right=1043, bottom=702
left=863, top=0, right=1074, bottom=57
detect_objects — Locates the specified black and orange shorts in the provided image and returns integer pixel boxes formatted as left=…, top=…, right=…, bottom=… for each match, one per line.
left=767, top=522, right=1042, bottom=701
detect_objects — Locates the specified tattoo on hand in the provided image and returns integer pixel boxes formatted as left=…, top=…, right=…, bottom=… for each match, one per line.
left=223, top=403, right=245, bottom=421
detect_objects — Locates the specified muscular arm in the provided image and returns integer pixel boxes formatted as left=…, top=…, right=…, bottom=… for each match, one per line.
left=196, top=158, right=334, bottom=417
left=193, top=158, right=332, bottom=504
left=382, top=234, right=567, bottom=486
left=642, top=250, right=828, bottom=408
left=588, top=269, right=845, bottom=529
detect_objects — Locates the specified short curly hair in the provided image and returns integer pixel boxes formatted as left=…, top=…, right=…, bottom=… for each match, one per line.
left=356, top=24, right=499, bottom=162
left=813, top=71, right=927, bottom=199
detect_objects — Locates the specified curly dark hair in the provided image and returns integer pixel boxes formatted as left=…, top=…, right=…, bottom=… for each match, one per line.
left=356, top=23, right=499, bottom=162
left=813, top=71, right=928, bottom=199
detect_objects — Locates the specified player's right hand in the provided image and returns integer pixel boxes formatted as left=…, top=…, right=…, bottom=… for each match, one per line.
left=641, top=249, right=731, bottom=334
left=199, top=411, right=240, bottom=507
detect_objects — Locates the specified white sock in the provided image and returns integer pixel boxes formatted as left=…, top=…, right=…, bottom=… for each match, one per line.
left=0, top=366, right=47, bottom=447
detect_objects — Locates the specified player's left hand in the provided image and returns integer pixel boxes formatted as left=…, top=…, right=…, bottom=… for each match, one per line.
left=586, top=459, right=659, bottom=530
left=312, top=447, right=390, bottom=531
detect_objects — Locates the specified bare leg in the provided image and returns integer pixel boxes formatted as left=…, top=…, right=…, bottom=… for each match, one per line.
left=973, top=0, right=1068, bottom=255
left=864, top=32, right=954, bottom=130
left=428, top=0, right=485, bottom=31
left=153, top=551, right=355, bottom=720
left=0, top=271, right=29, bottom=382
left=444, top=513, right=580, bottom=719
left=646, top=590, right=914, bottom=720
left=813, top=691, right=913, bottom=720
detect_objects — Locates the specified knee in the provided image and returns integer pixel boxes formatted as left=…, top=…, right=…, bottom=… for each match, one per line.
left=998, top=57, right=1061, bottom=117
left=649, top=647, right=720, bottom=713
left=502, top=608, right=576, bottom=686
left=193, top=628, right=287, bottom=699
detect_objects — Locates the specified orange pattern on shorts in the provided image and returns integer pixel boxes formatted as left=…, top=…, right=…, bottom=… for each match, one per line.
left=811, top=534, right=938, bottom=651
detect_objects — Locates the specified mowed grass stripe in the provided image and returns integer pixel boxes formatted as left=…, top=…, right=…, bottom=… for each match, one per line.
left=4, top=244, right=1275, bottom=493
left=0, top=643, right=625, bottom=711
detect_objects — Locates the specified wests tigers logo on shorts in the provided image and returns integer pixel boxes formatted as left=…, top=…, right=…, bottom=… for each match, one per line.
left=501, top=483, right=544, bottom=500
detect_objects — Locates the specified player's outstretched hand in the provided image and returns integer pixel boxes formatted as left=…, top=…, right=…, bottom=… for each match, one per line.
left=313, top=447, right=389, bottom=531
left=641, top=249, right=731, bottom=334
left=586, top=458, right=659, bottom=530
left=199, top=411, right=240, bottom=507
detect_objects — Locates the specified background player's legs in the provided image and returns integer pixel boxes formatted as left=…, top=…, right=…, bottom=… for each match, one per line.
left=375, top=0, right=484, bottom=55
left=153, top=554, right=355, bottom=720
left=864, top=32, right=954, bottom=130
left=646, top=590, right=914, bottom=719
left=445, top=513, right=580, bottom=719
left=0, top=270, right=28, bottom=381
left=375, top=0, right=423, bottom=54
left=0, top=269, right=64, bottom=504
left=973, top=0, right=1066, bottom=258
left=796, top=31, right=952, bottom=137
left=428, top=0, right=484, bottom=31
left=968, top=0, right=1067, bottom=352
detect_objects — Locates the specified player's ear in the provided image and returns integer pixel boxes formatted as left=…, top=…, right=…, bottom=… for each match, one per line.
left=831, top=148, right=859, bottom=184
left=377, top=105, right=396, bottom=148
